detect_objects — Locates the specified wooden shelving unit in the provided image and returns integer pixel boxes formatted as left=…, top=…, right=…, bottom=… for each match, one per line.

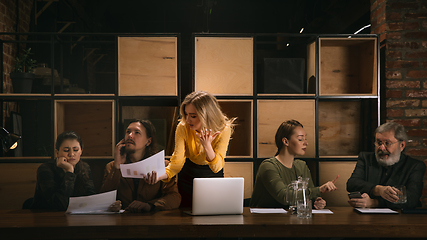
left=0, top=32, right=379, bottom=209
left=55, top=100, right=115, bottom=158
left=193, top=34, right=379, bottom=203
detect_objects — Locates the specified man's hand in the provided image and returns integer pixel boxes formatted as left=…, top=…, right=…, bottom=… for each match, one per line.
left=319, top=175, right=339, bottom=193
left=374, top=185, right=399, bottom=203
left=108, top=200, right=122, bottom=212
left=125, top=200, right=152, bottom=213
left=114, top=139, right=127, bottom=169
left=144, top=171, right=158, bottom=185
left=313, top=197, right=326, bottom=210
left=56, top=157, right=74, bottom=173
left=348, top=193, right=378, bottom=208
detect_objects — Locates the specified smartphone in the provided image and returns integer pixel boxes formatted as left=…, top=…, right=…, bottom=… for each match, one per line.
left=348, top=191, right=362, bottom=199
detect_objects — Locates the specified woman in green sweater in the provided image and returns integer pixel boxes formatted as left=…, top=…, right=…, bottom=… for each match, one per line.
left=250, top=119, right=338, bottom=209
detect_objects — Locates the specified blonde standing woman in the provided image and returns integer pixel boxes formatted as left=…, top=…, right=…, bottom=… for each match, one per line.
left=148, top=91, right=236, bottom=207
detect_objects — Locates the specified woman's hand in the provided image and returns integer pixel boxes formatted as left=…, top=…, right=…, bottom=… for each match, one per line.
left=348, top=193, right=378, bottom=208
left=114, top=139, right=127, bottom=169
left=196, top=128, right=220, bottom=161
left=319, top=175, right=339, bottom=193
left=144, top=171, right=158, bottom=185
left=56, top=157, right=74, bottom=173
left=313, top=197, right=326, bottom=210
left=144, top=172, right=168, bottom=185
left=108, top=200, right=122, bottom=212
left=196, top=128, right=220, bottom=147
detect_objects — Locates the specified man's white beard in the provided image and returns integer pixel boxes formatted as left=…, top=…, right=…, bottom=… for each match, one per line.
left=376, top=149, right=401, bottom=167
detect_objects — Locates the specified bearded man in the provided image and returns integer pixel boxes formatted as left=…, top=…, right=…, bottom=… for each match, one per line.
left=100, top=120, right=181, bottom=212
left=347, top=122, right=426, bottom=209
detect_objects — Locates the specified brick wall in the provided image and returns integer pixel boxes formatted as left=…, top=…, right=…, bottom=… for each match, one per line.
left=371, top=0, right=427, bottom=206
left=0, top=0, right=33, bottom=126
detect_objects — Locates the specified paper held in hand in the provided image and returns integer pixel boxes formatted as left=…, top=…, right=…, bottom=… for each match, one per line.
left=66, top=190, right=123, bottom=214
left=120, top=150, right=166, bottom=178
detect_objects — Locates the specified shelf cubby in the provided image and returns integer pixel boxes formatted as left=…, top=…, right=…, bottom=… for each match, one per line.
left=318, top=37, right=377, bottom=96
left=0, top=163, right=41, bottom=210
left=255, top=35, right=316, bottom=95
left=194, top=37, right=253, bottom=95
left=55, top=100, right=115, bottom=158
left=257, top=100, right=315, bottom=158
left=218, top=100, right=253, bottom=158
left=118, top=36, right=178, bottom=96
left=224, top=162, right=253, bottom=199
left=319, top=161, right=357, bottom=206
left=318, top=100, right=362, bottom=158
left=1, top=100, right=52, bottom=158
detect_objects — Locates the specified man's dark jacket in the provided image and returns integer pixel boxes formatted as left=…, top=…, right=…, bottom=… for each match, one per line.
left=347, top=152, right=426, bottom=209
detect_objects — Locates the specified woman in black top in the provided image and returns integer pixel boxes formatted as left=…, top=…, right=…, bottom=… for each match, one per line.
left=31, top=131, right=95, bottom=211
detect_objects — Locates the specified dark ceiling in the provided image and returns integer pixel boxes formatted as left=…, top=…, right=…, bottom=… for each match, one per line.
left=32, top=0, right=371, bottom=35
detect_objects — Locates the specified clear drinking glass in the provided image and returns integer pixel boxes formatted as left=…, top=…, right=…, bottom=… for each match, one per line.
left=394, top=185, right=407, bottom=204
left=297, top=200, right=312, bottom=219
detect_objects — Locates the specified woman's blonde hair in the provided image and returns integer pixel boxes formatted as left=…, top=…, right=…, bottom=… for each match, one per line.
left=180, top=91, right=236, bottom=132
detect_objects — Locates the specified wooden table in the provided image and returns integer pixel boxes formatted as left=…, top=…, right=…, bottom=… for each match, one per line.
left=1, top=207, right=427, bottom=239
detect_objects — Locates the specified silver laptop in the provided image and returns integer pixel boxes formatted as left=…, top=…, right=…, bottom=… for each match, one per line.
left=184, top=177, right=244, bottom=216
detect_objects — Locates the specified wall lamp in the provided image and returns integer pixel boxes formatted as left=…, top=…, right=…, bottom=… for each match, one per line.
left=0, top=127, right=21, bottom=152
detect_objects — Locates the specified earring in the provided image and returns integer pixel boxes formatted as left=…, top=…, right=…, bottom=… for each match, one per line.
left=146, top=143, right=150, bottom=147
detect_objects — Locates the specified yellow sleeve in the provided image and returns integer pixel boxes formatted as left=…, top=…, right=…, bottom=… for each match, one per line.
left=164, top=123, right=187, bottom=181
left=207, top=125, right=232, bottom=173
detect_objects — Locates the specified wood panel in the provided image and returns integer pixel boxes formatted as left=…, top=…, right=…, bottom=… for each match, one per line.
left=319, top=161, right=356, bottom=207
left=257, top=100, right=315, bottom=158
left=218, top=100, right=252, bottom=157
left=224, top=162, right=253, bottom=199
left=307, top=41, right=316, bottom=94
left=318, top=101, right=361, bottom=157
left=319, top=38, right=377, bottom=96
left=195, top=37, right=253, bottom=95
left=55, top=100, right=114, bottom=157
left=0, top=163, right=40, bottom=210
left=118, top=37, right=177, bottom=96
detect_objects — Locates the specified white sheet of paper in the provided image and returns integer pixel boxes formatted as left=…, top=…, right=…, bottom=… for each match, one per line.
left=250, top=208, right=287, bottom=214
left=120, top=150, right=166, bottom=178
left=355, top=208, right=398, bottom=214
left=66, top=190, right=119, bottom=214
left=312, top=209, right=333, bottom=214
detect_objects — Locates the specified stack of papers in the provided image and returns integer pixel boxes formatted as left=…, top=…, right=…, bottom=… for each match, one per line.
left=120, top=150, right=166, bottom=178
left=66, top=190, right=123, bottom=214
left=354, top=208, right=398, bottom=214
left=250, top=208, right=287, bottom=214
left=250, top=208, right=334, bottom=214
left=312, top=209, right=333, bottom=214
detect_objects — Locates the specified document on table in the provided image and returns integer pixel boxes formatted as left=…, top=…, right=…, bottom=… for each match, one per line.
left=66, top=190, right=124, bottom=214
left=250, top=208, right=288, bottom=214
left=354, top=208, right=398, bottom=214
left=312, top=209, right=333, bottom=214
left=120, top=150, right=166, bottom=178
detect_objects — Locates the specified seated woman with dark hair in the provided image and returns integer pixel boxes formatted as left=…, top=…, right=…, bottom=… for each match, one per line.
left=250, top=120, right=338, bottom=209
left=30, top=131, right=96, bottom=211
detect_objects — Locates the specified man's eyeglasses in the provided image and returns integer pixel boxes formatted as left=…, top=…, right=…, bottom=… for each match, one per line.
left=374, top=141, right=399, bottom=148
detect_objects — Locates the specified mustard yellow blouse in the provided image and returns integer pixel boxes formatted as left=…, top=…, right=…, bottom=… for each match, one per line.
left=165, top=121, right=232, bottom=181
